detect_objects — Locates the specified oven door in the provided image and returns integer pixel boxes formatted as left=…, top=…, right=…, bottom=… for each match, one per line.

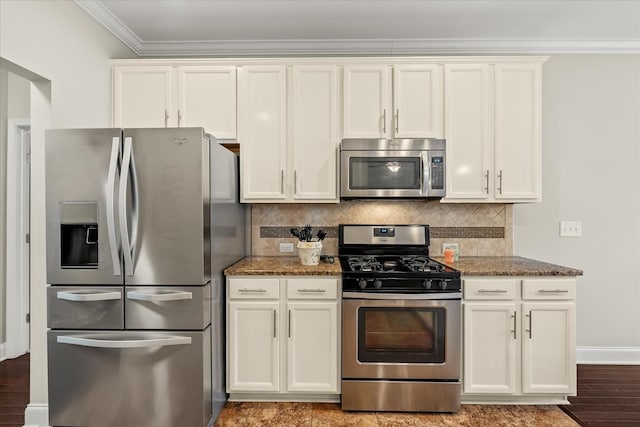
left=341, top=150, right=428, bottom=198
left=342, top=295, right=460, bottom=380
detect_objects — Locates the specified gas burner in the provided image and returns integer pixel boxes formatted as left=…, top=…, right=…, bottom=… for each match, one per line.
left=400, top=256, right=445, bottom=273
left=347, top=256, right=382, bottom=272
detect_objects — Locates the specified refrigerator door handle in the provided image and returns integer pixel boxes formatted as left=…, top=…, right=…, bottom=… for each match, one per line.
left=106, top=137, right=122, bottom=276
left=127, top=290, right=193, bottom=302
left=57, top=335, right=192, bottom=349
left=119, top=137, right=134, bottom=276
left=57, top=290, right=122, bottom=302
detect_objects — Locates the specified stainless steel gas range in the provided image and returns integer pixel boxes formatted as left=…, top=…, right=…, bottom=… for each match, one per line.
left=339, top=224, right=462, bottom=413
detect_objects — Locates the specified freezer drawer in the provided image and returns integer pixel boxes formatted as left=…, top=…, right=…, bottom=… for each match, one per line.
left=47, top=286, right=124, bottom=330
left=48, top=328, right=212, bottom=427
left=125, top=284, right=211, bottom=330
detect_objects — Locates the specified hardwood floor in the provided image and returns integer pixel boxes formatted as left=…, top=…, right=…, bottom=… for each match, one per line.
left=560, top=364, right=640, bottom=426
left=1, top=359, right=638, bottom=426
left=0, top=354, right=29, bottom=427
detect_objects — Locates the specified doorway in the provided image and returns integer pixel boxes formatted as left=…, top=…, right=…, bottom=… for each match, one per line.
left=6, top=119, right=31, bottom=358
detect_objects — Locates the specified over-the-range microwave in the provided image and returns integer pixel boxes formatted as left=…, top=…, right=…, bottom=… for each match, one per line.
left=340, top=138, right=446, bottom=199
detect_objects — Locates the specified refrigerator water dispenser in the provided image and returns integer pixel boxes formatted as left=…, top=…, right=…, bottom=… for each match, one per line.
left=60, top=202, right=99, bottom=269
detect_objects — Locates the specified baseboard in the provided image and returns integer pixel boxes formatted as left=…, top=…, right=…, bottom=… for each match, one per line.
left=24, top=403, right=49, bottom=427
left=0, top=342, right=6, bottom=362
left=577, top=346, right=640, bottom=364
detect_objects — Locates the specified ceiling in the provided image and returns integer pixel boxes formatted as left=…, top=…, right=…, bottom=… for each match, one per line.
left=75, top=0, right=640, bottom=56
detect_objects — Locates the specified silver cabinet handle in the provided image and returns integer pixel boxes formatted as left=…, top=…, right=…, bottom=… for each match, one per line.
left=525, top=310, right=532, bottom=339
left=281, top=170, right=285, bottom=194
left=58, top=335, right=191, bottom=349
left=288, top=309, right=291, bottom=338
left=537, top=289, right=569, bottom=293
left=127, top=291, right=192, bottom=302
left=395, top=108, right=399, bottom=133
left=119, top=137, right=135, bottom=277
left=382, top=109, right=387, bottom=134
left=484, top=169, right=490, bottom=194
left=164, top=109, right=169, bottom=127
left=298, top=288, right=326, bottom=293
left=238, top=288, right=267, bottom=293
left=511, top=311, right=517, bottom=340
left=273, top=309, right=277, bottom=338
left=497, top=170, right=503, bottom=194
left=294, top=170, right=298, bottom=195
left=477, top=289, right=508, bottom=293
left=106, top=137, right=121, bottom=276
left=57, top=290, right=122, bottom=302
left=177, top=109, right=182, bottom=127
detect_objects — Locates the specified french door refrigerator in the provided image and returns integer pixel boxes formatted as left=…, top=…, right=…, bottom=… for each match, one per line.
left=45, top=127, right=246, bottom=427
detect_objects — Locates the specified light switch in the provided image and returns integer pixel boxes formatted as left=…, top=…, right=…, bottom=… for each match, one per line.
left=560, top=221, right=582, bottom=237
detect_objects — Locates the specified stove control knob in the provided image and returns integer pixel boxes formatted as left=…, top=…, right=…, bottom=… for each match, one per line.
left=358, top=279, right=368, bottom=289
left=439, top=280, right=447, bottom=290
left=374, top=279, right=383, bottom=289
left=422, top=279, right=431, bottom=289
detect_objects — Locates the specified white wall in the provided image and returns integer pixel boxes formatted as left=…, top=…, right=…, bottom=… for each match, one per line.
left=0, top=0, right=135, bottom=412
left=514, top=55, right=640, bottom=359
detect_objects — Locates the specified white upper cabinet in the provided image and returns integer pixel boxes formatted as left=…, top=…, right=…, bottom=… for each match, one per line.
left=176, top=66, right=237, bottom=138
left=113, top=66, right=173, bottom=128
left=444, top=61, right=542, bottom=203
left=113, top=64, right=237, bottom=137
left=343, top=64, right=443, bottom=139
left=240, top=65, right=339, bottom=203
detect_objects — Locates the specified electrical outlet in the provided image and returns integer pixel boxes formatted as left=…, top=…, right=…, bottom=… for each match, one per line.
left=560, top=221, right=582, bottom=237
left=279, top=242, right=294, bottom=253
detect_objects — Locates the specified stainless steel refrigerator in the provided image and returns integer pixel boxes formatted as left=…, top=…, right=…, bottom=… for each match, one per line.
left=45, top=127, right=246, bottom=427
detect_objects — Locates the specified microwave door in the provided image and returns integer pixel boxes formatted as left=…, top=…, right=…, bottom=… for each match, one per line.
left=45, top=129, right=124, bottom=285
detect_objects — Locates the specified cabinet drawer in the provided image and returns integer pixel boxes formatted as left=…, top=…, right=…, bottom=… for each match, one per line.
left=522, top=279, right=576, bottom=300
left=229, top=278, right=280, bottom=299
left=47, top=286, right=124, bottom=330
left=464, top=279, right=518, bottom=300
left=287, top=278, right=338, bottom=300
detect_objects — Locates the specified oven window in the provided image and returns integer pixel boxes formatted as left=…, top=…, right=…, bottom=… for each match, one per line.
left=349, top=157, right=421, bottom=190
left=357, top=307, right=445, bottom=363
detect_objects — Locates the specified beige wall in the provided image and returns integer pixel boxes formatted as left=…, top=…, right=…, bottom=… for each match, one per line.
left=514, top=55, right=640, bottom=353
left=252, top=201, right=513, bottom=257
left=0, top=0, right=136, bottom=412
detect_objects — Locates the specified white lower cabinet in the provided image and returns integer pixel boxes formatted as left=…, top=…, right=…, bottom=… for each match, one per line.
left=227, top=276, right=340, bottom=400
left=462, top=277, right=576, bottom=403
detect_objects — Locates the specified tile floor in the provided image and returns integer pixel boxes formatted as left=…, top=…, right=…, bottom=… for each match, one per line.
left=214, top=402, right=579, bottom=426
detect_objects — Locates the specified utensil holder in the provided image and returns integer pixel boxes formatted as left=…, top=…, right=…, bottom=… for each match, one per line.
left=297, top=241, right=323, bottom=266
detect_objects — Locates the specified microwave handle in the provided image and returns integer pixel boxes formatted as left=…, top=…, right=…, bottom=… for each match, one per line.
left=421, top=153, right=430, bottom=195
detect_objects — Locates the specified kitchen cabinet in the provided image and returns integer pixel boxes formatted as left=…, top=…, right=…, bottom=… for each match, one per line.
left=462, top=277, right=576, bottom=403
left=239, top=65, right=338, bottom=202
left=113, top=64, right=236, bottom=137
left=444, top=62, right=541, bottom=202
left=226, top=276, right=340, bottom=400
left=343, top=64, right=443, bottom=139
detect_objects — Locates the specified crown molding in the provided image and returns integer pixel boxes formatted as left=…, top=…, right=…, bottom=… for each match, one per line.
left=75, top=1, right=640, bottom=57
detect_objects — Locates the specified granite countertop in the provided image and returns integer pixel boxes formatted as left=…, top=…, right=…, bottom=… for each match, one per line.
left=224, top=256, right=342, bottom=276
left=226, top=255, right=582, bottom=277
left=434, top=256, right=583, bottom=276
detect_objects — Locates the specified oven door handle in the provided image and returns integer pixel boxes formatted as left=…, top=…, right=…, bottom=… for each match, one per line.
left=342, top=291, right=461, bottom=300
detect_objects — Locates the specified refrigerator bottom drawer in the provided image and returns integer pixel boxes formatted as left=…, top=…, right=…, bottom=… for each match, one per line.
left=48, top=328, right=212, bottom=427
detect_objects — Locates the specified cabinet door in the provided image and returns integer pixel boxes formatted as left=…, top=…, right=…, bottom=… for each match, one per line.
left=287, top=301, right=338, bottom=393
left=343, top=65, right=390, bottom=138
left=228, top=301, right=279, bottom=392
left=463, top=302, right=518, bottom=394
left=177, top=66, right=237, bottom=138
left=113, top=66, right=173, bottom=128
left=494, top=63, right=541, bottom=200
left=393, top=65, right=443, bottom=138
left=521, top=302, right=576, bottom=394
left=290, top=65, right=338, bottom=201
left=443, top=64, right=492, bottom=200
left=238, top=65, right=287, bottom=201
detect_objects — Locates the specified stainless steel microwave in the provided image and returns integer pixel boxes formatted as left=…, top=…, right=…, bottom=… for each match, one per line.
left=340, top=139, right=446, bottom=199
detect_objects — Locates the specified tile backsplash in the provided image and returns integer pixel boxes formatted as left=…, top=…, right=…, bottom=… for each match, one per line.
left=251, top=201, right=512, bottom=257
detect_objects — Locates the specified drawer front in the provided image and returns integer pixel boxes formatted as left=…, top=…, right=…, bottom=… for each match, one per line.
left=287, top=278, right=338, bottom=300
left=125, top=284, right=211, bottom=330
left=47, top=286, right=124, bottom=330
left=229, top=278, right=280, bottom=299
left=522, top=278, right=576, bottom=300
left=463, top=279, right=518, bottom=300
